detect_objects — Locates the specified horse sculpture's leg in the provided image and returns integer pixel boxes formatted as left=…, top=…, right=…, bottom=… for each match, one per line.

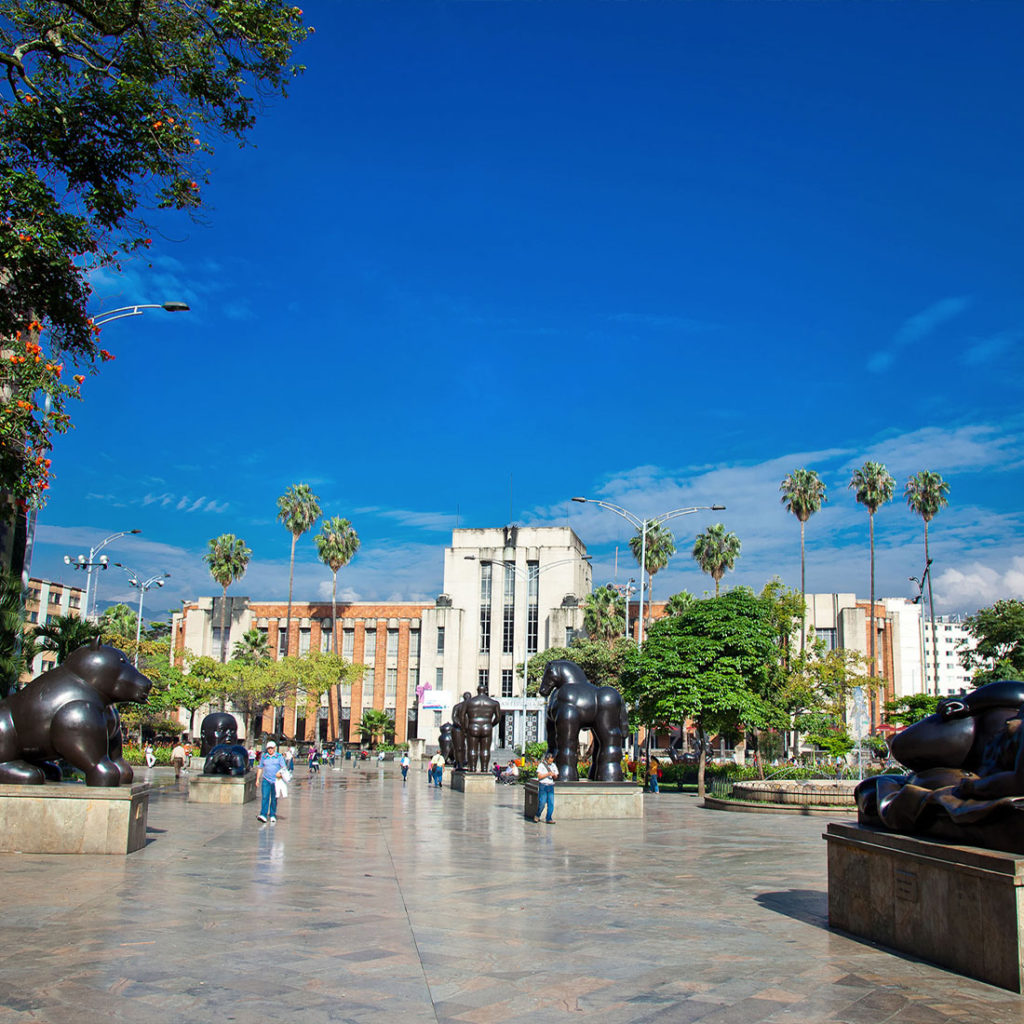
left=593, top=693, right=627, bottom=782
left=554, top=708, right=581, bottom=781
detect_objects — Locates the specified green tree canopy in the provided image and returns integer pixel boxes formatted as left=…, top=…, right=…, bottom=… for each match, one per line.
left=31, top=611, right=101, bottom=665
left=0, top=1, right=309, bottom=505
left=884, top=693, right=940, bottom=727
left=523, top=636, right=635, bottom=695
left=629, top=522, right=675, bottom=624
left=100, top=602, right=137, bottom=641
left=620, top=589, right=784, bottom=796
left=314, top=515, right=359, bottom=654
left=359, top=708, right=395, bottom=748
left=233, top=627, right=270, bottom=666
left=961, top=599, right=1024, bottom=684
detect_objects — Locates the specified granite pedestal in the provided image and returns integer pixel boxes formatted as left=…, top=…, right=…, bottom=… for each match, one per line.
left=451, top=770, right=496, bottom=794
left=188, top=773, right=257, bottom=804
left=0, top=782, right=150, bottom=854
left=825, top=821, right=1024, bottom=992
left=524, top=779, right=643, bottom=819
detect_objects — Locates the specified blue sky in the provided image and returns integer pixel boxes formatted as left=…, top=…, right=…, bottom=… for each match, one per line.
left=29, top=1, right=1024, bottom=622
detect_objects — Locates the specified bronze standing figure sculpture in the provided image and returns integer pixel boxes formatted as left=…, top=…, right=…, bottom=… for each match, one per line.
left=450, top=691, right=472, bottom=768
left=539, top=659, right=628, bottom=783
left=438, top=722, right=455, bottom=765
left=0, top=640, right=151, bottom=786
left=461, top=684, right=501, bottom=772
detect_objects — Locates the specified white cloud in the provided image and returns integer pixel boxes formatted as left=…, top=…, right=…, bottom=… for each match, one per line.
left=867, top=296, right=971, bottom=373
left=933, top=557, right=1024, bottom=610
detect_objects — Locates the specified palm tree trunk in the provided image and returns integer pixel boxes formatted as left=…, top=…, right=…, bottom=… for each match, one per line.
left=869, top=511, right=876, bottom=678
left=219, top=584, right=229, bottom=663
left=799, top=518, right=807, bottom=653
left=925, top=520, right=939, bottom=697
left=284, top=532, right=297, bottom=658
left=328, top=569, right=338, bottom=742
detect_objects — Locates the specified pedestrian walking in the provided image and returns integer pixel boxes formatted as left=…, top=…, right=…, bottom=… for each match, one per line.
left=648, top=757, right=661, bottom=794
left=308, top=746, right=320, bottom=774
left=534, top=752, right=556, bottom=824
left=257, top=740, right=287, bottom=823
left=400, top=751, right=410, bottom=783
left=429, top=751, right=445, bottom=787
left=171, top=739, right=186, bottom=780
left=144, top=742, right=156, bottom=768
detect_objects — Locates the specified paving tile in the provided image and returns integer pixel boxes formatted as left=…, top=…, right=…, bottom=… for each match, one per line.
left=2, top=766, right=1024, bottom=1024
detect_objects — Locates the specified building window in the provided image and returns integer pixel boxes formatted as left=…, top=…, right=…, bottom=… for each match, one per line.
left=479, top=562, right=492, bottom=654
left=435, top=667, right=443, bottom=688
left=342, top=629, right=354, bottom=659
left=68, top=596, right=81, bottom=609
left=527, top=560, right=539, bottom=654
left=478, top=668, right=489, bottom=692
left=28, top=611, right=37, bottom=623
left=565, top=626, right=576, bottom=646
left=212, top=626, right=224, bottom=653
left=48, top=591, right=60, bottom=604
left=436, top=625, right=446, bottom=655
left=299, top=627, right=311, bottom=656
left=278, top=626, right=289, bottom=658
left=385, top=667, right=398, bottom=700
left=321, top=627, right=332, bottom=653
left=501, top=669, right=514, bottom=698
left=386, top=628, right=399, bottom=659
left=816, top=628, right=838, bottom=651
left=410, top=629, right=420, bottom=658
left=409, top=665, right=419, bottom=690
left=364, top=628, right=376, bottom=664
left=502, top=563, right=516, bottom=654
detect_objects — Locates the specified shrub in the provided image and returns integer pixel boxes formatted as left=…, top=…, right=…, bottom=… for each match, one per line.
left=524, top=741, right=548, bottom=761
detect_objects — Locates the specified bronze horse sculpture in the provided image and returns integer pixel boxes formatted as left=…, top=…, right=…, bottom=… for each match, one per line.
left=539, top=659, right=628, bottom=782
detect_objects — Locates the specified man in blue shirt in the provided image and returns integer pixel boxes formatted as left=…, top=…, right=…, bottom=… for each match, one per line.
left=257, top=740, right=287, bottom=823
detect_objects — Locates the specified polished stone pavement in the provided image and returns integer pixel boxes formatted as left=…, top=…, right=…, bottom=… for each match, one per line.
left=2, top=762, right=1024, bottom=1024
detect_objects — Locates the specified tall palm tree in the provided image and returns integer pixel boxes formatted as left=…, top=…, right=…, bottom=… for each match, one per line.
left=204, top=533, right=252, bottom=662
left=849, top=461, right=895, bottom=679
left=314, top=516, right=360, bottom=653
left=583, top=584, right=626, bottom=643
left=780, top=468, right=828, bottom=651
left=905, top=470, right=950, bottom=696
left=629, top=522, right=675, bottom=628
left=692, top=524, right=741, bottom=596
left=276, top=483, right=321, bottom=659
left=663, top=591, right=694, bottom=617
left=33, top=614, right=102, bottom=664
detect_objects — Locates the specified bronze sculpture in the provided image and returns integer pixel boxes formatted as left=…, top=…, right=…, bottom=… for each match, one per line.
left=460, top=684, right=501, bottom=772
left=199, top=712, right=250, bottom=776
left=856, top=680, right=1024, bottom=852
left=0, top=640, right=150, bottom=786
left=539, top=659, right=628, bottom=782
left=450, top=691, right=472, bottom=768
left=438, top=722, right=455, bottom=764
left=199, top=711, right=239, bottom=756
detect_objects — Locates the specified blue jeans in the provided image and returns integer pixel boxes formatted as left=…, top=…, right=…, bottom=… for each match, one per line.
left=536, top=784, right=554, bottom=821
left=649, top=776, right=659, bottom=793
left=260, top=778, right=278, bottom=818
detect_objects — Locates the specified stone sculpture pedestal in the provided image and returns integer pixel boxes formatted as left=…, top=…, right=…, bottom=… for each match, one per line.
left=825, top=822, right=1024, bottom=992
left=524, top=780, right=643, bottom=820
left=451, top=770, right=495, bottom=794
left=188, top=773, right=256, bottom=804
left=0, top=782, right=150, bottom=854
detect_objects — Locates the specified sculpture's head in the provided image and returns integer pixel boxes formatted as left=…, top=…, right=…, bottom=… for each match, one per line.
left=539, top=659, right=587, bottom=697
left=892, top=680, right=1024, bottom=772
left=63, top=640, right=152, bottom=705
left=200, top=712, right=239, bottom=750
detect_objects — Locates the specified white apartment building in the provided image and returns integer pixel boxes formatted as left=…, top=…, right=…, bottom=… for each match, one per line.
left=417, top=525, right=591, bottom=750
left=923, top=614, right=977, bottom=696
left=23, top=576, right=85, bottom=678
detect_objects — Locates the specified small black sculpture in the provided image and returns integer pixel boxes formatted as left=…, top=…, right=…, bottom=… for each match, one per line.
left=856, top=680, right=1024, bottom=852
left=450, top=691, right=472, bottom=768
left=200, top=712, right=238, bottom=756
left=460, top=684, right=501, bottom=772
left=539, top=660, right=628, bottom=783
left=438, top=722, right=455, bottom=764
left=0, top=640, right=151, bottom=786
left=204, top=744, right=250, bottom=776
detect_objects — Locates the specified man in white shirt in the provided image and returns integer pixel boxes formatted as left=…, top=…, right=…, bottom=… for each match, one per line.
left=534, top=752, right=556, bottom=824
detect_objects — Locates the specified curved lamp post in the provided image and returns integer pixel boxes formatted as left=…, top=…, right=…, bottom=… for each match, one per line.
left=571, top=497, right=725, bottom=645
left=64, top=529, right=142, bottom=620
left=22, top=300, right=189, bottom=592
left=113, top=563, right=170, bottom=665
left=464, top=553, right=591, bottom=749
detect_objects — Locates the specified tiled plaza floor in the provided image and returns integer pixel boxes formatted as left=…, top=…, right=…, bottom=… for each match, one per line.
left=2, top=762, right=1024, bottom=1023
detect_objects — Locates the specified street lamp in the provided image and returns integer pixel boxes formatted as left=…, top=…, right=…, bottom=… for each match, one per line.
left=21, top=300, right=189, bottom=591
left=90, top=301, right=190, bottom=328
left=607, top=578, right=636, bottom=639
left=113, top=563, right=170, bottom=666
left=571, top=497, right=725, bottom=645
left=464, top=553, right=592, bottom=750
left=909, top=558, right=938, bottom=696
left=64, top=529, right=142, bottom=620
